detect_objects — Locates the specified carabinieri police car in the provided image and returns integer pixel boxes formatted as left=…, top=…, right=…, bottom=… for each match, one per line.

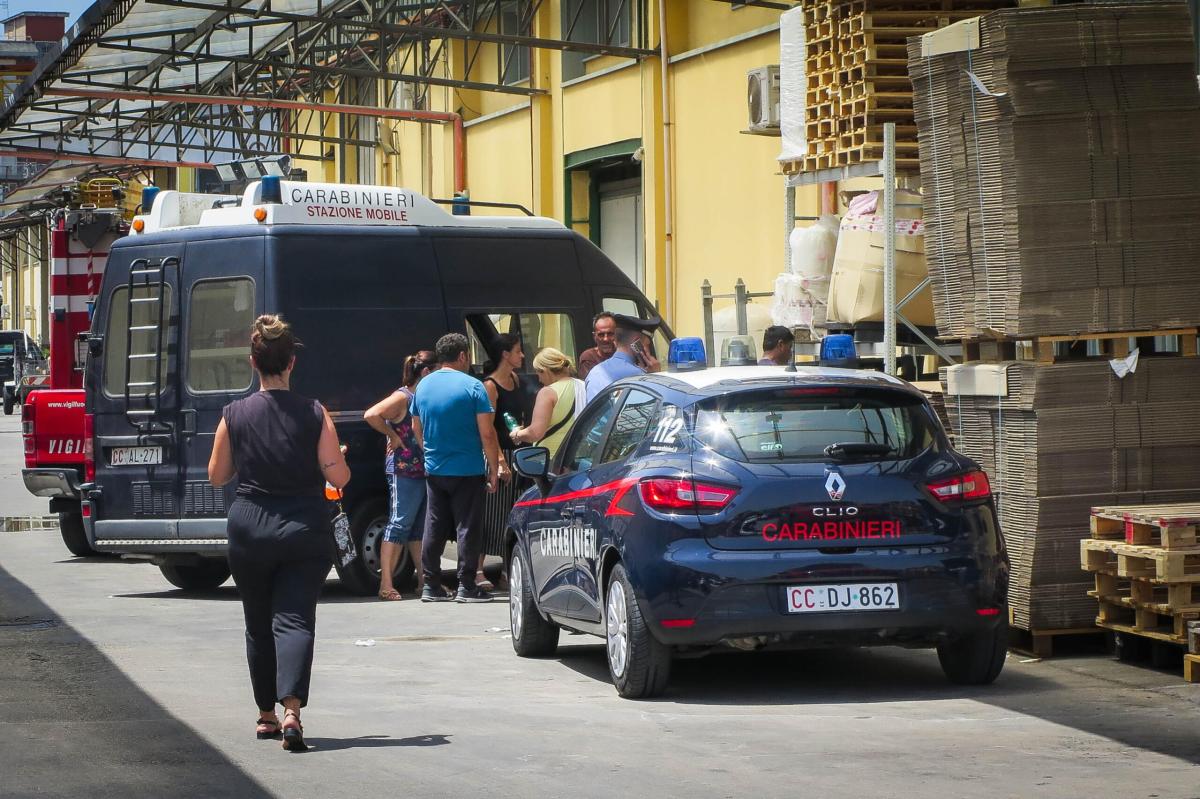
left=507, top=365, right=1009, bottom=698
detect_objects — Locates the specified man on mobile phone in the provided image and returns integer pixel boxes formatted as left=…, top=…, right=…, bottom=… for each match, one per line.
left=583, top=313, right=661, bottom=404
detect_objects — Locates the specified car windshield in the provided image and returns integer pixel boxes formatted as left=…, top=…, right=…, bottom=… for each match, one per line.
left=694, top=387, right=938, bottom=463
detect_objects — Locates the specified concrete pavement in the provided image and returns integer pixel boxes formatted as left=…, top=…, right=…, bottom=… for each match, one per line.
left=0, top=411, right=52, bottom=519
left=2, top=528, right=1198, bottom=799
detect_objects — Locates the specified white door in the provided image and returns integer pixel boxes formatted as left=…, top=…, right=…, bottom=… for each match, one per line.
left=599, top=180, right=643, bottom=288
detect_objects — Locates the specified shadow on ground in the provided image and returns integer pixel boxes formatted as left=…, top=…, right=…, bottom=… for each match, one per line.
left=555, top=640, right=1200, bottom=765
left=0, top=562, right=271, bottom=799
left=303, top=734, right=452, bottom=752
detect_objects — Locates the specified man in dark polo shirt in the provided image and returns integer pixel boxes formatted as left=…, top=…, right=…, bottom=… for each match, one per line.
left=577, top=312, right=617, bottom=379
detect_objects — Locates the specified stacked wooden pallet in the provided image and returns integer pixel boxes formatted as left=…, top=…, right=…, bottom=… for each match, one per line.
left=1081, top=504, right=1200, bottom=679
left=784, top=0, right=1012, bottom=175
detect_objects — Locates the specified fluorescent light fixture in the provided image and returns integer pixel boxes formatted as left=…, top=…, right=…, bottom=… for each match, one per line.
left=259, top=154, right=292, bottom=177
left=214, top=162, right=239, bottom=182
left=240, top=160, right=264, bottom=179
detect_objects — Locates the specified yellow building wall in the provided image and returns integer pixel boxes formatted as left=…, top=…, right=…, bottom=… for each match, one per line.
left=463, top=108, right=535, bottom=215
left=671, top=29, right=814, bottom=339
left=274, top=3, right=827, bottom=341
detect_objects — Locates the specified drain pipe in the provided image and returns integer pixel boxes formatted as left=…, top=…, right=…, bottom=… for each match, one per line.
left=657, top=0, right=675, bottom=326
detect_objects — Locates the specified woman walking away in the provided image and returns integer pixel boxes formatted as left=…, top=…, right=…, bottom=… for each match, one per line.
left=364, top=350, right=437, bottom=601
left=479, top=334, right=525, bottom=590
left=208, top=314, right=349, bottom=753
left=512, top=348, right=584, bottom=462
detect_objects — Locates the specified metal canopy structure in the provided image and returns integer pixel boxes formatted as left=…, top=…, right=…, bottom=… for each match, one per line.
left=0, top=0, right=661, bottom=172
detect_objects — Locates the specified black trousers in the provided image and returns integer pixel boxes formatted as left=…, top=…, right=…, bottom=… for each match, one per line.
left=421, top=474, right=486, bottom=591
left=227, top=495, right=332, bottom=711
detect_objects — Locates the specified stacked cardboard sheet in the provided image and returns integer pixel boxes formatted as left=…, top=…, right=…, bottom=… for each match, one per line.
left=943, top=358, right=1200, bottom=630
left=909, top=3, right=1200, bottom=339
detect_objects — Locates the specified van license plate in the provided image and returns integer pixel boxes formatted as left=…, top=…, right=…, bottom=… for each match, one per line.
left=110, top=446, right=163, bottom=466
left=786, top=583, right=899, bottom=613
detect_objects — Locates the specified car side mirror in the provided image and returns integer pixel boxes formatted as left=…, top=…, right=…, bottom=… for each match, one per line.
left=512, top=446, right=552, bottom=494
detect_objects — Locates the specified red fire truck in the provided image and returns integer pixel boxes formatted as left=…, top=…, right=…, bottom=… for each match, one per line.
left=22, top=180, right=129, bottom=556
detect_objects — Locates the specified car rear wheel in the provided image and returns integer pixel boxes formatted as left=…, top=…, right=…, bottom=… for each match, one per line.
left=334, top=498, right=417, bottom=597
left=937, top=623, right=1008, bottom=685
left=509, top=544, right=559, bottom=657
left=58, top=511, right=96, bottom=557
left=159, top=558, right=231, bottom=591
left=605, top=564, right=671, bottom=699
left=3, top=394, right=13, bottom=415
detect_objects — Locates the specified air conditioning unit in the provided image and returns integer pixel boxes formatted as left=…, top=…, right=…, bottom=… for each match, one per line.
left=747, top=65, right=781, bottom=132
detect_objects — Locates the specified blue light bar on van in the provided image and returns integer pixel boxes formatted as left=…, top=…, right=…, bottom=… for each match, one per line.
left=260, top=176, right=282, bottom=204
left=141, top=186, right=160, bottom=213
left=668, top=337, right=706, bottom=372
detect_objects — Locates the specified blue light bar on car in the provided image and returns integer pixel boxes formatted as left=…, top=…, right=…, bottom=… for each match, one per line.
left=668, top=337, right=707, bottom=372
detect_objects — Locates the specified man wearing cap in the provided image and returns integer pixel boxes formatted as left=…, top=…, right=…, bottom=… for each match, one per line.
left=583, top=313, right=661, bottom=404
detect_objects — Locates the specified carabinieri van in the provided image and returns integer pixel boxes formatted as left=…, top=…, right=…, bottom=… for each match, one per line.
left=81, top=178, right=667, bottom=594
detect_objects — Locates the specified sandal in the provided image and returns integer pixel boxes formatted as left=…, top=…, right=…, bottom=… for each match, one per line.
left=475, top=571, right=495, bottom=592
left=256, top=716, right=282, bottom=740
left=281, top=709, right=306, bottom=752
left=378, top=588, right=403, bottom=601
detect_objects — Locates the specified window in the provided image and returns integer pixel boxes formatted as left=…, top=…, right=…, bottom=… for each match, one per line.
left=562, top=0, right=636, bottom=80
left=560, top=388, right=620, bottom=473
left=490, top=312, right=578, bottom=367
left=187, top=279, right=255, bottom=393
left=601, top=295, right=668, bottom=362
left=103, top=284, right=173, bottom=397
left=600, top=388, right=658, bottom=464
left=499, top=1, right=531, bottom=85
left=695, top=388, right=938, bottom=464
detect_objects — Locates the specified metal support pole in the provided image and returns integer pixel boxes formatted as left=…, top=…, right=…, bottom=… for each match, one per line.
left=734, top=278, right=749, bottom=337
left=784, top=181, right=796, bottom=273
left=882, top=122, right=897, bottom=376
left=701, top=280, right=715, bottom=367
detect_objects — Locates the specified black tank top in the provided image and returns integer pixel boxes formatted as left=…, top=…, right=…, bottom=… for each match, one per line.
left=223, top=390, right=326, bottom=498
left=485, top=374, right=526, bottom=451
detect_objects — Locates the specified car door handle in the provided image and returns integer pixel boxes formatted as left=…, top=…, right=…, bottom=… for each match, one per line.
left=559, top=505, right=585, bottom=520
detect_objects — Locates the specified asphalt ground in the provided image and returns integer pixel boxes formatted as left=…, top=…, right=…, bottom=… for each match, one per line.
left=2, top=525, right=1199, bottom=799
left=0, top=411, right=51, bottom=519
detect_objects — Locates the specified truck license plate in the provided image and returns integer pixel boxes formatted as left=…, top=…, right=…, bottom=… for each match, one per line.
left=110, top=446, right=163, bottom=466
left=786, top=583, right=900, bottom=613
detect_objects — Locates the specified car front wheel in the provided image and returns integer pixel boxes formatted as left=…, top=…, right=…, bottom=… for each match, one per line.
left=508, top=543, right=559, bottom=657
left=937, top=623, right=1008, bottom=685
left=605, top=563, right=670, bottom=699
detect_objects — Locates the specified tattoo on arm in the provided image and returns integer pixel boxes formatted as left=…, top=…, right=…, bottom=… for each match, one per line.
left=322, top=460, right=338, bottom=469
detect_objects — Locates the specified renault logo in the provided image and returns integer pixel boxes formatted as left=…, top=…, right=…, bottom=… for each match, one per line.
left=825, top=471, right=847, bottom=502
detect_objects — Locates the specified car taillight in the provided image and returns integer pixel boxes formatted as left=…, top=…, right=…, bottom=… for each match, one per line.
left=22, top=402, right=35, bottom=466
left=927, top=470, right=991, bottom=503
left=83, top=412, right=95, bottom=482
left=639, top=478, right=737, bottom=513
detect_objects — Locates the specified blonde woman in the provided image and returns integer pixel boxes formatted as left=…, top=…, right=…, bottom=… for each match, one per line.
left=511, top=348, right=584, bottom=460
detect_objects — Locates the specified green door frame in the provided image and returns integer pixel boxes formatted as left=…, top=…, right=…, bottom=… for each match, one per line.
left=563, top=137, right=642, bottom=245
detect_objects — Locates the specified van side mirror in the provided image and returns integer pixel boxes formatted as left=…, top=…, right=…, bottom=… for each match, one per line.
left=512, top=446, right=552, bottom=494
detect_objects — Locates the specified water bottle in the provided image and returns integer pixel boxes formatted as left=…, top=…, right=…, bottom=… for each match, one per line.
left=503, top=412, right=519, bottom=433
left=325, top=481, right=342, bottom=501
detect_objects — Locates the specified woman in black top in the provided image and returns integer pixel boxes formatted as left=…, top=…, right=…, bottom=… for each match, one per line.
left=480, top=333, right=528, bottom=589
left=208, top=314, right=349, bottom=752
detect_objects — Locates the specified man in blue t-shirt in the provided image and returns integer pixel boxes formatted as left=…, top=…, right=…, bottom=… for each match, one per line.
left=412, top=333, right=501, bottom=603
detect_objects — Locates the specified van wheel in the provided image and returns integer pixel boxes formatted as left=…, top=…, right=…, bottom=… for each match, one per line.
left=605, top=564, right=671, bottom=699
left=159, top=558, right=231, bottom=591
left=509, top=544, right=559, bottom=657
left=58, top=511, right=96, bottom=557
left=335, top=498, right=416, bottom=597
left=3, top=394, right=12, bottom=415
left=937, top=623, right=1008, bottom=685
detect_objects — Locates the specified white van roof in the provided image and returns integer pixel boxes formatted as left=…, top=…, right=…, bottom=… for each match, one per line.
left=132, top=180, right=565, bottom=235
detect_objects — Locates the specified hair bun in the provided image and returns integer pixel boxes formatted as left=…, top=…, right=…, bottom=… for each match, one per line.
left=254, top=314, right=287, bottom=341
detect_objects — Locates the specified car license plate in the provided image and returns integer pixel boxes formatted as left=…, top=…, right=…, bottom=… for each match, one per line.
left=110, top=446, right=163, bottom=466
left=786, top=583, right=899, bottom=613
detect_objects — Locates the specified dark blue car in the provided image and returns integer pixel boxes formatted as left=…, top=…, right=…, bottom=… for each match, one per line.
left=507, top=366, right=1009, bottom=698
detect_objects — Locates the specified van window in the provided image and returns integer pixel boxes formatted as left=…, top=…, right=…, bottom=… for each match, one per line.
left=493, top=312, right=577, bottom=365
left=103, top=284, right=173, bottom=397
left=187, top=278, right=255, bottom=393
left=602, top=296, right=668, bottom=361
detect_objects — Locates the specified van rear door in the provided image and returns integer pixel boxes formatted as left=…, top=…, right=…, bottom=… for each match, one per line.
left=90, top=244, right=184, bottom=544
left=176, top=237, right=264, bottom=541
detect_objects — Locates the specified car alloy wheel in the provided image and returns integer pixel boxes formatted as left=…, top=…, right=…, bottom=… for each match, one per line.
left=606, top=581, right=629, bottom=679
left=509, top=549, right=524, bottom=641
